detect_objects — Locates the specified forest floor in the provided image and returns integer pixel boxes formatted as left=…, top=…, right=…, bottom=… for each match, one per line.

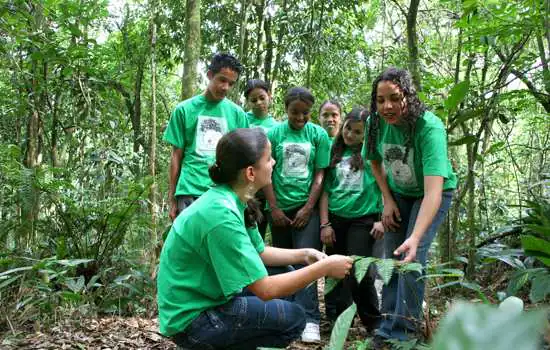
left=0, top=279, right=428, bottom=350
left=1, top=272, right=547, bottom=349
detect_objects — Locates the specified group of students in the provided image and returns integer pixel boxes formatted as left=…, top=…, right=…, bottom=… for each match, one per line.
left=157, top=52, right=457, bottom=350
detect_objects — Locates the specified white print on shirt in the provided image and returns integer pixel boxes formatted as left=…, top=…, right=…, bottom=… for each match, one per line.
left=282, top=142, right=311, bottom=178
left=336, top=156, right=363, bottom=191
left=382, top=144, right=417, bottom=188
left=196, top=116, right=228, bottom=156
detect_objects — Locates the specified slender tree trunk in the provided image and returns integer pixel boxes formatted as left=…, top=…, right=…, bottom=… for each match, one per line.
left=149, top=10, right=159, bottom=268
left=253, top=0, right=266, bottom=79
left=263, top=14, right=273, bottom=84
left=406, top=0, right=422, bottom=91
left=271, top=0, right=288, bottom=86
left=181, top=0, right=201, bottom=100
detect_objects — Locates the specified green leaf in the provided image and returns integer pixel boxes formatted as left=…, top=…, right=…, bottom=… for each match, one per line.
left=0, top=275, right=22, bottom=290
left=432, top=301, right=547, bottom=350
left=326, top=303, right=357, bottom=350
left=521, top=235, right=550, bottom=267
left=507, top=269, right=530, bottom=296
left=398, top=262, right=423, bottom=274
left=324, top=277, right=340, bottom=295
left=376, top=259, right=395, bottom=285
left=445, top=80, right=470, bottom=112
left=354, top=257, right=376, bottom=284
left=449, top=135, right=478, bottom=146
left=55, top=259, right=94, bottom=267
left=65, top=275, right=85, bottom=293
left=0, top=266, right=33, bottom=277
left=529, top=271, right=550, bottom=303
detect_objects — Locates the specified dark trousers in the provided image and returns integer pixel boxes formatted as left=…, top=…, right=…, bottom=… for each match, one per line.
left=325, top=213, right=381, bottom=330
left=269, top=206, right=322, bottom=324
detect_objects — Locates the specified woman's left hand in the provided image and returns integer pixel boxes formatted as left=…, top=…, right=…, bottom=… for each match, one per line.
left=393, top=237, right=420, bottom=263
left=292, top=206, right=312, bottom=229
left=370, top=221, right=385, bottom=240
left=303, top=248, right=327, bottom=265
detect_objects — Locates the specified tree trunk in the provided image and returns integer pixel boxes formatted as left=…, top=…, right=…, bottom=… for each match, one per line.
left=181, top=0, right=201, bottom=100
left=263, top=14, right=273, bottom=84
left=149, top=9, right=159, bottom=268
left=253, top=0, right=266, bottom=79
left=406, top=0, right=422, bottom=91
left=271, top=0, right=288, bottom=87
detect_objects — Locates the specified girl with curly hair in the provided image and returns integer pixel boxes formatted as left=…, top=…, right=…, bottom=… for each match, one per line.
left=365, top=68, right=457, bottom=347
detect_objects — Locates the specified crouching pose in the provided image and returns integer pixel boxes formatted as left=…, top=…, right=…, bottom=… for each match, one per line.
left=157, top=128, right=353, bottom=350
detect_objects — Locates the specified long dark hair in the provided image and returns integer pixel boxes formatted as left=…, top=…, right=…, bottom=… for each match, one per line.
left=330, top=107, right=367, bottom=171
left=208, top=128, right=267, bottom=227
left=366, top=67, right=426, bottom=163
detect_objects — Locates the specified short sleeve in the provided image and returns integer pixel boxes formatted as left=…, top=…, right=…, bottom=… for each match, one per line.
left=163, top=106, right=185, bottom=149
left=206, top=220, right=268, bottom=297
left=315, top=129, right=331, bottom=169
left=247, top=226, right=265, bottom=254
left=237, top=107, right=250, bottom=128
left=420, top=127, right=451, bottom=178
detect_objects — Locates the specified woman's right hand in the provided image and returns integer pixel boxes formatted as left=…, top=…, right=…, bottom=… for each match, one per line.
left=320, top=226, right=336, bottom=247
left=324, top=255, right=353, bottom=279
left=382, top=197, right=401, bottom=232
left=271, top=207, right=291, bottom=227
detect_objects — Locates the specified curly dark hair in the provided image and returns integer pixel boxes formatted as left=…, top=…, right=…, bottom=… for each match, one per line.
left=208, top=53, right=244, bottom=76
left=366, top=67, right=426, bottom=164
left=329, top=106, right=367, bottom=172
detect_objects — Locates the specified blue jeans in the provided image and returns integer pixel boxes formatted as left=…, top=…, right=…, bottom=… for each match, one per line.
left=269, top=207, right=322, bottom=324
left=376, top=191, right=453, bottom=341
left=173, top=267, right=306, bottom=349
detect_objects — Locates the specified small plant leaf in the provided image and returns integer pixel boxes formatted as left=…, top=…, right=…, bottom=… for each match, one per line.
left=354, top=257, right=377, bottom=284
left=376, top=259, right=395, bottom=285
left=324, top=277, right=340, bottom=295
left=326, top=303, right=357, bottom=350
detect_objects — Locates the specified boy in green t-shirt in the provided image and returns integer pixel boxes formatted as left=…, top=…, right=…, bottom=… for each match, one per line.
left=163, top=53, right=249, bottom=221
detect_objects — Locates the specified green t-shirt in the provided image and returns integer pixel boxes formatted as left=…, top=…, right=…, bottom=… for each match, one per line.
left=157, top=185, right=267, bottom=337
left=246, top=111, right=280, bottom=133
left=366, top=111, right=457, bottom=197
left=163, top=95, right=249, bottom=197
left=268, top=121, right=331, bottom=210
left=325, top=148, right=382, bottom=218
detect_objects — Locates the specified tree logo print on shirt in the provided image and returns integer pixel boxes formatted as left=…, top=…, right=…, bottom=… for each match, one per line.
left=196, top=116, right=228, bottom=156
left=336, top=156, right=363, bottom=191
left=282, top=142, right=311, bottom=178
left=382, top=144, right=417, bottom=188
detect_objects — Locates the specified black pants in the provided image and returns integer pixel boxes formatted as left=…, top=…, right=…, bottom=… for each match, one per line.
left=325, top=212, right=381, bottom=330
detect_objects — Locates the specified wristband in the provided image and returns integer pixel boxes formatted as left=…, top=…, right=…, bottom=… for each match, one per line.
left=320, top=222, right=332, bottom=229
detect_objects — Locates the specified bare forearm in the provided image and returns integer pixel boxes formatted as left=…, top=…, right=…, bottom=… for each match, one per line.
left=263, top=184, right=278, bottom=209
left=256, top=261, right=329, bottom=300
left=169, top=148, right=184, bottom=202
left=410, top=191, right=441, bottom=242
left=304, top=169, right=325, bottom=210
left=260, top=246, right=306, bottom=266
left=319, top=191, right=329, bottom=224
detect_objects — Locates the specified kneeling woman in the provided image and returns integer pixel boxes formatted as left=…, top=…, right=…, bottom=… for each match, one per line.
left=157, top=128, right=353, bottom=350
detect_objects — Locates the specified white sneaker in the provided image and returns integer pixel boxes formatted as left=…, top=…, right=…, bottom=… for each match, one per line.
left=301, top=322, right=321, bottom=343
